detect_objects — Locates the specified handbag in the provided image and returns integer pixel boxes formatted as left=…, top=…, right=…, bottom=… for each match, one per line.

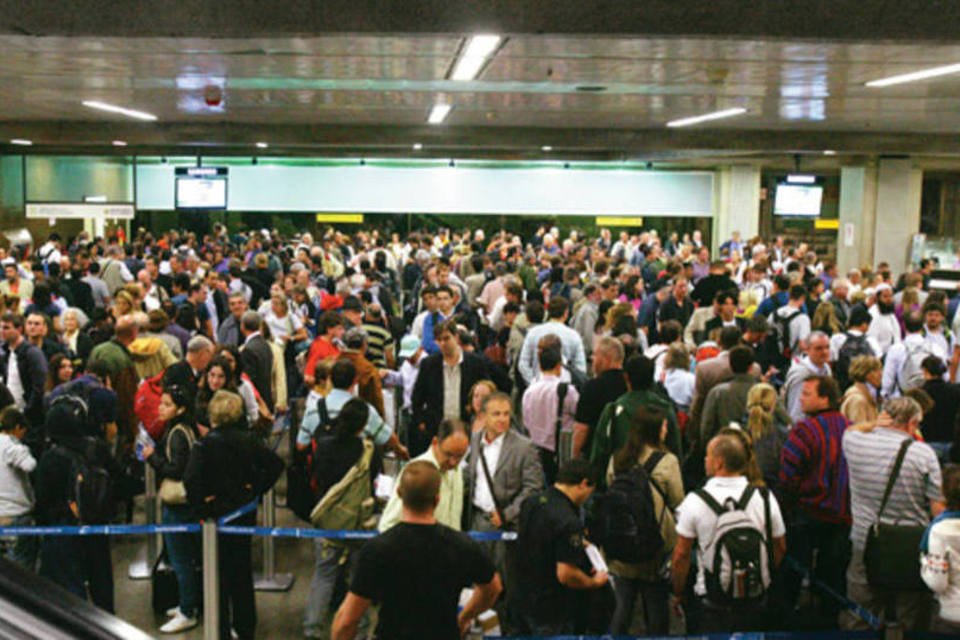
left=863, top=438, right=928, bottom=591
left=158, top=425, right=195, bottom=506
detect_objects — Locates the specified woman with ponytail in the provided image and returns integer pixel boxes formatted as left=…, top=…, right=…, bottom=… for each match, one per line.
left=744, top=383, right=790, bottom=492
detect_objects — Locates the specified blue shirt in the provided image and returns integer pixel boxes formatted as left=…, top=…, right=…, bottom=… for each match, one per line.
left=297, top=388, right=391, bottom=447
left=420, top=311, right=450, bottom=356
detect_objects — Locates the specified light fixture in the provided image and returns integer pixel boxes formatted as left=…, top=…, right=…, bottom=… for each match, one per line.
left=84, top=195, right=107, bottom=203
left=412, top=143, right=423, bottom=151
left=428, top=103, right=452, bottom=124
left=10, top=139, right=32, bottom=146
left=255, top=141, right=268, bottom=149
left=866, top=63, right=960, bottom=88
left=82, top=100, right=158, bottom=121
left=541, top=145, right=553, bottom=152
left=448, top=159, right=456, bottom=167
left=451, top=34, right=501, bottom=81
left=822, top=150, right=836, bottom=156
left=786, top=174, right=817, bottom=184
left=666, top=107, right=747, bottom=128
left=111, top=140, right=128, bottom=147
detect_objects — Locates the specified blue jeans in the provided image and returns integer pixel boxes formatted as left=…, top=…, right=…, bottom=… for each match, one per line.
left=0, top=514, right=39, bottom=571
left=162, top=503, right=201, bottom=617
left=303, top=541, right=352, bottom=638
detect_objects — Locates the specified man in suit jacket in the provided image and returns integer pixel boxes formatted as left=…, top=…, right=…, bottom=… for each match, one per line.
left=162, top=334, right=214, bottom=399
left=239, top=311, right=274, bottom=412
left=702, top=289, right=746, bottom=340
left=410, top=318, right=504, bottom=456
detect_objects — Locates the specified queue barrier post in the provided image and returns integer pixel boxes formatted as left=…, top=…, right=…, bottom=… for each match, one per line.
left=253, top=487, right=295, bottom=592
left=201, top=519, right=219, bottom=640
left=127, top=463, right=159, bottom=580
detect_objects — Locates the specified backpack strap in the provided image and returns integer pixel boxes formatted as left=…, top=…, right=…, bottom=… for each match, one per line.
left=735, top=485, right=757, bottom=511
left=554, top=382, right=568, bottom=459
left=758, top=486, right=774, bottom=570
left=694, top=488, right=727, bottom=516
left=877, top=438, right=913, bottom=521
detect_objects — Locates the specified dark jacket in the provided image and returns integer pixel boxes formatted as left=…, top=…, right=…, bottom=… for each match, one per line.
left=691, top=274, right=738, bottom=308
left=703, top=315, right=747, bottom=339
left=0, top=339, right=48, bottom=427
left=241, top=334, right=274, bottom=411
left=920, top=378, right=960, bottom=444
left=658, top=295, right=695, bottom=328
left=183, top=419, right=284, bottom=518
left=147, top=420, right=199, bottom=482
left=411, top=350, right=501, bottom=436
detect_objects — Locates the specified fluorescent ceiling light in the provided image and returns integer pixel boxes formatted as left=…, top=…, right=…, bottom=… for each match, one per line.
left=541, top=145, right=553, bottom=152
left=84, top=195, right=107, bottom=203
left=451, top=34, right=501, bottom=81
left=10, top=139, right=32, bottom=146
left=82, top=100, right=158, bottom=121
left=787, top=174, right=817, bottom=184
left=255, top=141, right=268, bottom=149
left=111, top=140, right=128, bottom=147
left=866, top=63, right=960, bottom=88
left=666, top=107, right=747, bottom=128
left=822, top=149, right=836, bottom=156
left=412, top=143, right=423, bottom=151
left=428, top=104, right=452, bottom=124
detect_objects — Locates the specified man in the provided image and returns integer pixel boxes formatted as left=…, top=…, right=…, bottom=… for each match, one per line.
left=754, top=274, right=792, bottom=319
left=571, top=283, right=600, bottom=360
left=379, top=419, right=469, bottom=532
left=488, top=280, right=523, bottom=334
left=411, top=319, right=498, bottom=456
left=778, top=376, right=851, bottom=625
left=332, top=461, right=501, bottom=640
left=339, top=327, right=385, bottom=419
left=688, top=326, right=744, bottom=453
left=421, top=285, right=455, bottom=355
left=868, top=283, right=901, bottom=356
left=81, top=261, right=112, bottom=311
left=463, top=391, right=543, bottom=624
left=841, top=397, right=944, bottom=631
left=782, top=331, right=832, bottom=424
left=37, top=233, right=62, bottom=265
left=127, top=312, right=178, bottom=380
left=24, top=312, right=65, bottom=362
left=239, top=311, right=275, bottom=411
left=0, top=262, right=33, bottom=312
left=98, top=245, right=134, bottom=295
left=829, top=277, right=852, bottom=328
left=829, top=305, right=881, bottom=366
left=340, top=295, right=364, bottom=329
left=86, top=315, right=140, bottom=448
left=216, top=291, right=248, bottom=348
left=138, top=268, right=168, bottom=313
left=142, top=309, right=183, bottom=360
left=0, top=313, right=47, bottom=430
left=518, top=297, right=587, bottom=384
left=637, top=284, right=671, bottom=343
left=658, top=276, right=694, bottom=329
left=361, top=303, right=394, bottom=369
left=704, top=290, right=746, bottom=337
left=691, top=260, right=737, bottom=308
left=720, top=230, right=743, bottom=256
left=522, top=344, right=580, bottom=484
left=572, top=337, right=627, bottom=458
left=921, top=302, right=958, bottom=380
left=882, top=311, right=944, bottom=399
left=513, top=459, right=608, bottom=635
left=303, top=311, right=343, bottom=387
left=773, top=285, right=811, bottom=363
left=672, top=433, right=787, bottom=633
left=700, top=345, right=758, bottom=445
left=411, top=285, right=438, bottom=340
left=163, top=335, right=214, bottom=398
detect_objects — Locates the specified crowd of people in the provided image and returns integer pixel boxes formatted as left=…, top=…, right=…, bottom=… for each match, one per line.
left=0, top=223, right=957, bottom=638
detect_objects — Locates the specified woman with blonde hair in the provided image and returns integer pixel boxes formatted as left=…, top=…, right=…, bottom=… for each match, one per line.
left=111, top=289, right=135, bottom=320
left=744, top=383, right=790, bottom=491
left=718, top=425, right=765, bottom=488
left=466, top=379, right=497, bottom=433
left=840, top=355, right=882, bottom=424
left=812, top=300, right=842, bottom=336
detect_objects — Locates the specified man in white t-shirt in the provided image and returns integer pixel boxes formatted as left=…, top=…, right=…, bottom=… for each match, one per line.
left=671, top=432, right=786, bottom=633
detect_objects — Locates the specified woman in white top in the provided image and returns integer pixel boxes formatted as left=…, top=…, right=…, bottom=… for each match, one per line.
left=262, top=291, right=307, bottom=348
left=660, top=344, right=695, bottom=412
left=921, top=464, right=960, bottom=633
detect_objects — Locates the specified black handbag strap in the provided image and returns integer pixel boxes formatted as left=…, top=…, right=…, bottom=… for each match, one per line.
left=554, top=382, right=568, bottom=460
left=876, top=438, right=913, bottom=521
left=478, top=441, right=506, bottom=527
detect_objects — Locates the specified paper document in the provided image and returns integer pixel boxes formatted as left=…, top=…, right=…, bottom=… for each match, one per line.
left=585, top=543, right=608, bottom=574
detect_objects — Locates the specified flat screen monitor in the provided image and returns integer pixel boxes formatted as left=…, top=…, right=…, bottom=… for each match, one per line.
left=773, top=183, right=823, bottom=217
left=175, top=177, right=227, bottom=210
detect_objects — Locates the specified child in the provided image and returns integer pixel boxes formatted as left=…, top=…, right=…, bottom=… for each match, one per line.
left=0, top=406, right=38, bottom=569
left=921, top=464, right=960, bottom=633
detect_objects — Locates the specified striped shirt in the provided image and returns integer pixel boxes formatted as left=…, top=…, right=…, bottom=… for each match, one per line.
left=362, top=322, right=393, bottom=369
left=843, top=427, right=943, bottom=552
left=780, top=411, right=851, bottom=524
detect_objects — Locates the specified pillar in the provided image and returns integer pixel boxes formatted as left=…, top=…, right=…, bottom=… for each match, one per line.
left=837, top=164, right=878, bottom=275
left=873, top=158, right=922, bottom=276
left=713, top=165, right=761, bottom=255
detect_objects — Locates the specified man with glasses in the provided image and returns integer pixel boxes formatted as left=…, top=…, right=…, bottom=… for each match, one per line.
left=378, top=418, right=470, bottom=532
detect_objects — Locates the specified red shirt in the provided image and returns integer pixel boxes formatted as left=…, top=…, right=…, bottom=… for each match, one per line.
left=304, top=336, right=340, bottom=380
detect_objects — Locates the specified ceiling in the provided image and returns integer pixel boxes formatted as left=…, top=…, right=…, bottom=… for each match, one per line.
left=2, top=2, right=960, bottom=161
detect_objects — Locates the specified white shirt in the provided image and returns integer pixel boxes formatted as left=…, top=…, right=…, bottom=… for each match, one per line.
left=0, top=433, right=35, bottom=517
left=6, top=349, right=24, bottom=410
left=644, top=344, right=670, bottom=381
left=662, top=367, right=696, bottom=411
left=412, top=310, right=429, bottom=340
left=867, top=307, right=902, bottom=355
left=442, top=352, right=463, bottom=421
left=829, top=329, right=883, bottom=363
left=881, top=333, right=947, bottom=398
left=675, top=475, right=786, bottom=596
left=924, top=325, right=955, bottom=357
left=774, top=304, right=811, bottom=352
left=473, top=432, right=504, bottom=514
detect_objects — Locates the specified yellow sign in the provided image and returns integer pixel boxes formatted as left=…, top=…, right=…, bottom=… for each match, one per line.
left=315, top=213, right=364, bottom=224
left=814, top=218, right=840, bottom=230
left=596, top=216, right=644, bottom=227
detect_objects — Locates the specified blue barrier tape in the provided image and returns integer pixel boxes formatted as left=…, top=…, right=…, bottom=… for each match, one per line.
left=217, top=525, right=517, bottom=542
left=0, top=523, right=201, bottom=537
left=218, top=500, right=259, bottom=525
left=783, top=556, right=883, bottom=630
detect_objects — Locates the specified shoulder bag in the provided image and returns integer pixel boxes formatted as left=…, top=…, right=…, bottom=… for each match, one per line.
left=158, top=424, right=196, bottom=505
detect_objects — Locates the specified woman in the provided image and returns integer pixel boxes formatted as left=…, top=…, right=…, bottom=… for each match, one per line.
left=606, top=405, right=683, bottom=635
left=661, top=344, right=695, bottom=414
left=45, top=353, right=74, bottom=393
left=840, top=355, right=882, bottom=424
left=745, top=383, right=790, bottom=492
left=719, top=425, right=765, bottom=487
left=919, top=356, right=960, bottom=464
left=183, top=390, right=283, bottom=640
left=811, top=300, right=842, bottom=336
left=60, top=308, right=93, bottom=370
left=196, top=356, right=253, bottom=429
left=618, top=275, right=644, bottom=312
left=466, top=379, right=497, bottom=433
left=217, top=345, right=274, bottom=429
left=142, top=387, right=201, bottom=634
left=111, top=289, right=135, bottom=321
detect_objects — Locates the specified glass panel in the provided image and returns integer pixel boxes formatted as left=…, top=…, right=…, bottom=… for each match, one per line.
left=25, top=155, right=134, bottom=203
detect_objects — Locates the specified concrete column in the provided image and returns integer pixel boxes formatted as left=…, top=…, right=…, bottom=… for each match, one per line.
left=713, top=165, right=761, bottom=255
left=874, top=158, right=922, bottom=276
left=837, top=164, right=878, bottom=274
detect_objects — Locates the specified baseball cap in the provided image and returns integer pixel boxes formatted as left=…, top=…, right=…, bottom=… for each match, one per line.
left=398, top=334, right=421, bottom=358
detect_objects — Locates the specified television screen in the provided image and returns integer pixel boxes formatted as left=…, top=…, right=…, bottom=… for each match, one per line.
left=773, top=183, right=823, bottom=217
left=175, top=177, right=227, bottom=209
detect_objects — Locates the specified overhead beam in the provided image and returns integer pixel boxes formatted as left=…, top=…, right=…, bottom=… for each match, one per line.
left=2, top=0, right=960, bottom=41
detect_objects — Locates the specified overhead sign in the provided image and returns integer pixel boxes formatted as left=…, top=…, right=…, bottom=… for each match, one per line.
left=596, top=216, right=644, bottom=227
left=175, top=166, right=228, bottom=177
left=26, top=203, right=135, bottom=220
left=814, top=218, right=839, bottom=230
left=316, top=213, right=364, bottom=223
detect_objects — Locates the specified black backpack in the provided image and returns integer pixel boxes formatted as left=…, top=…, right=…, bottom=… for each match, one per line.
left=590, top=451, right=667, bottom=563
left=60, top=437, right=114, bottom=524
left=47, top=379, right=96, bottom=437
left=772, top=309, right=803, bottom=367
left=287, top=397, right=332, bottom=522
left=835, top=333, right=874, bottom=389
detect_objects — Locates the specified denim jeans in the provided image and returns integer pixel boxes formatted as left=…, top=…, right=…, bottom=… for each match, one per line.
left=304, top=540, right=355, bottom=638
left=0, top=514, right=39, bottom=571
left=162, top=503, right=200, bottom=617
left=611, top=574, right=670, bottom=634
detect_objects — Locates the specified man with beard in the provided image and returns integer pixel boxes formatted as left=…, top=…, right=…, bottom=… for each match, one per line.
left=867, top=284, right=901, bottom=356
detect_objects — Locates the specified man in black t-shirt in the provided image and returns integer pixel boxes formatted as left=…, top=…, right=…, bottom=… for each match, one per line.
left=332, top=461, right=501, bottom=640
left=572, top=336, right=627, bottom=457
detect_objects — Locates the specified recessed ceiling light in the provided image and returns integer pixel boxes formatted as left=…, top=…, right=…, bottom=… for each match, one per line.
left=84, top=195, right=107, bottom=203
left=412, top=143, right=423, bottom=151
left=866, top=63, right=960, bottom=88
left=82, top=100, right=158, bottom=121
left=428, top=104, right=452, bottom=124
left=541, top=145, right=553, bottom=152
left=787, top=174, right=817, bottom=184
left=255, top=142, right=268, bottom=149
left=10, top=139, right=32, bottom=146
left=666, top=107, right=747, bottom=128
left=823, top=149, right=836, bottom=156
left=451, top=34, right=501, bottom=81
left=111, top=140, right=127, bottom=147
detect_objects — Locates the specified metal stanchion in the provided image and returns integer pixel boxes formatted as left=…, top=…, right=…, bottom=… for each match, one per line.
left=202, top=519, right=220, bottom=640
left=253, top=487, right=295, bottom=591
left=127, top=463, right=160, bottom=580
